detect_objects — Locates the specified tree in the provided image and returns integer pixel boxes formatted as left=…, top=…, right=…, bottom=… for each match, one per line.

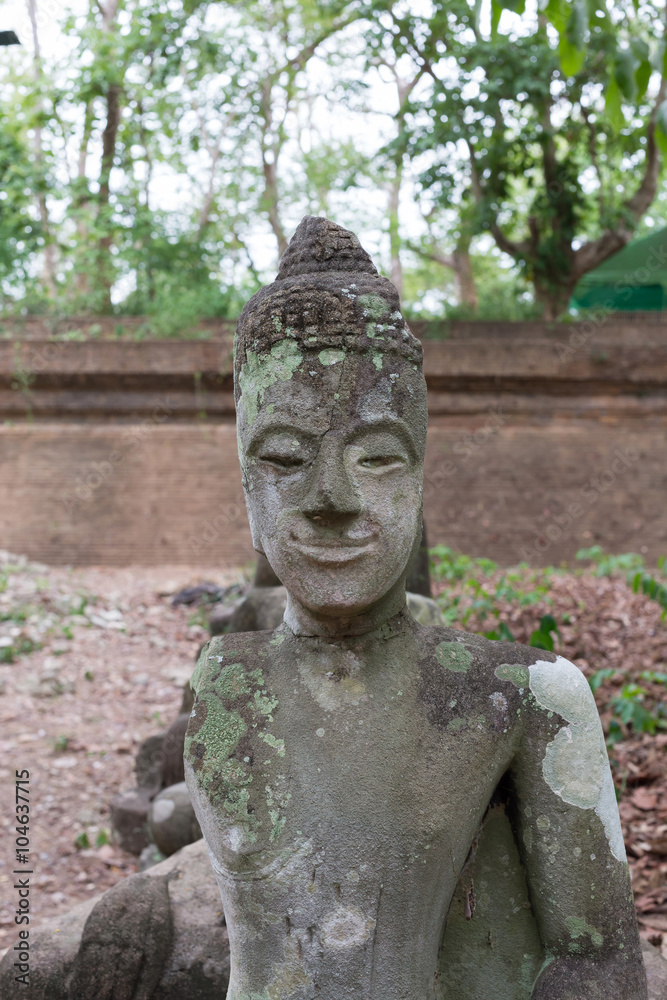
left=378, top=0, right=667, bottom=318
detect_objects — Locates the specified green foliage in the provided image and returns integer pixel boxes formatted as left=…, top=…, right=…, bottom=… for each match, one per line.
left=53, top=735, right=70, bottom=752
left=588, top=667, right=618, bottom=692
left=74, top=831, right=91, bottom=850
left=1, top=0, right=665, bottom=326
left=606, top=683, right=667, bottom=745
left=483, top=622, right=515, bottom=642
left=575, top=546, right=645, bottom=577
left=0, top=635, right=41, bottom=664
left=576, top=546, right=667, bottom=616
left=529, top=614, right=560, bottom=652
left=430, top=547, right=551, bottom=635
left=0, top=120, right=44, bottom=296
left=628, top=570, right=667, bottom=617
left=388, top=0, right=666, bottom=317
left=429, top=545, right=498, bottom=583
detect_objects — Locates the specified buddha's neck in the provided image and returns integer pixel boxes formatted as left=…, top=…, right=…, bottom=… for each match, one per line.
left=283, top=579, right=407, bottom=638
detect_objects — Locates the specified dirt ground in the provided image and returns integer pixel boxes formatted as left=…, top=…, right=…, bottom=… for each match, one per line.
left=0, top=554, right=666, bottom=959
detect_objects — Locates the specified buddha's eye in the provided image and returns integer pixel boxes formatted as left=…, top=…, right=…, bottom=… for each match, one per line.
left=255, top=433, right=310, bottom=472
left=259, top=452, right=305, bottom=470
left=358, top=454, right=405, bottom=469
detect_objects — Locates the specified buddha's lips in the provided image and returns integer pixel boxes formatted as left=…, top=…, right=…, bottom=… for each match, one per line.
left=292, top=537, right=376, bottom=565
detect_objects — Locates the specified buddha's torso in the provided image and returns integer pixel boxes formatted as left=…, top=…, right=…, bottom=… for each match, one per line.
left=184, top=612, right=533, bottom=1000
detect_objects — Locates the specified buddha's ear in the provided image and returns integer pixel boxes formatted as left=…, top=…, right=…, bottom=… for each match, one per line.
left=246, top=505, right=265, bottom=555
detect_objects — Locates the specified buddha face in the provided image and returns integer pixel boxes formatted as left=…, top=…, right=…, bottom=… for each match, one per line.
left=236, top=342, right=427, bottom=618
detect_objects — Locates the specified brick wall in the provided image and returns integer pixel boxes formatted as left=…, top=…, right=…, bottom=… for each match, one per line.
left=1, top=322, right=665, bottom=566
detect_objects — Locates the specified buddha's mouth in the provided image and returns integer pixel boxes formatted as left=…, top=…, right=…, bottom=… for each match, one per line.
left=293, top=539, right=374, bottom=565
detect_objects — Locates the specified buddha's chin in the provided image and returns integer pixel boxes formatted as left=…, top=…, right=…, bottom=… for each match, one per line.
left=285, top=572, right=404, bottom=621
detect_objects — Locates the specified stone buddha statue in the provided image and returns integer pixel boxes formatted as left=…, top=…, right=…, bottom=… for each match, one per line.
left=184, top=216, right=646, bottom=1000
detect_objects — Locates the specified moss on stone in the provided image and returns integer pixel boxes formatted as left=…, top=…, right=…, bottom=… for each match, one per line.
left=238, top=339, right=303, bottom=427
left=435, top=641, right=473, bottom=673
left=566, top=915, right=604, bottom=950
left=318, top=348, right=346, bottom=366
left=495, top=663, right=530, bottom=688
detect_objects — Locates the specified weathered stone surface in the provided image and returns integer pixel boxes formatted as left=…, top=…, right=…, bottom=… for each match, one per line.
left=642, top=939, right=667, bottom=1000
left=207, top=598, right=243, bottom=635
left=406, top=592, right=444, bottom=626
left=134, top=733, right=165, bottom=796
left=2, top=828, right=663, bottom=998
left=148, top=781, right=202, bottom=857
left=160, top=714, right=189, bottom=789
left=0, top=839, right=230, bottom=1000
left=109, top=788, right=151, bottom=856
left=68, top=871, right=173, bottom=1000
left=212, top=585, right=443, bottom=635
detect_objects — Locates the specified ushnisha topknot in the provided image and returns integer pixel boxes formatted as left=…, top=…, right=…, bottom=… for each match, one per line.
left=233, top=216, right=423, bottom=398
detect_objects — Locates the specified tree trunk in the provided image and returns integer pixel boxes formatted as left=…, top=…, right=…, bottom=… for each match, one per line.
left=452, top=239, right=477, bottom=311
left=388, top=167, right=403, bottom=298
left=534, top=281, right=574, bottom=321
left=27, top=0, right=57, bottom=299
left=73, top=102, right=93, bottom=299
left=96, top=81, right=121, bottom=313
left=262, top=152, right=287, bottom=259
left=95, top=0, right=120, bottom=313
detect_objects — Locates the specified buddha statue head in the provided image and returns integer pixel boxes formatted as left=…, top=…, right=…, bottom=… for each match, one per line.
left=234, top=216, right=427, bottom=634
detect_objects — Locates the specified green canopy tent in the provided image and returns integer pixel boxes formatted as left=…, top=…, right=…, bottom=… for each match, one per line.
left=571, top=227, right=667, bottom=312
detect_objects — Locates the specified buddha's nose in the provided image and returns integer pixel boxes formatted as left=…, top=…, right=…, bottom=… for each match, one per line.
left=301, top=436, right=361, bottom=519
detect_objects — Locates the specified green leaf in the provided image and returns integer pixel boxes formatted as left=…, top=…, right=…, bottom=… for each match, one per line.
left=614, top=49, right=638, bottom=101
left=635, top=59, right=652, bottom=100
left=565, top=0, right=587, bottom=51
left=529, top=629, right=555, bottom=651
left=490, top=0, right=502, bottom=39
left=544, top=0, right=568, bottom=36
left=538, top=613, right=559, bottom=634
left=559, top=35, right=585, bottom=77
left=604, top=75, right=624, bottom=131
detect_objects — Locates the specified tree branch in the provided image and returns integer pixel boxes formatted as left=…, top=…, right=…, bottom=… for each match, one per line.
left=467, top=140, right=531, bottom=258
left=572, top=78, right=666, bottom=280
left=406, top=240, right=455, bottom=270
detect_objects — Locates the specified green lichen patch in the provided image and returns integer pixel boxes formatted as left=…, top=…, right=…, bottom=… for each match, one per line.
left=258, top=731, right=285, bottom=756
left=189, top=641, right=211, bottom=696
left=238, top=338, right=303, bottom=427
left=186, top=658, right=287, bottom=845
left=318, top=348, right=345, bottom=366
left=372, top=352, right=383, bottom=371
left=435, top=641, right=473, bottom=673
left=566, top=915, right=604, bottom=950
left=495, top=663, right=530, bottom=688
left=357, top=293, right=390, bottom=320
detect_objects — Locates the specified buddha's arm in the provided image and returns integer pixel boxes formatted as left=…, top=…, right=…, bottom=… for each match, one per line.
left=510, top=655, right=647, bottom=1000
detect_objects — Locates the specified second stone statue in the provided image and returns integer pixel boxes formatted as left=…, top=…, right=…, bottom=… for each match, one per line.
left=184, top=216, right=647, bottom=1000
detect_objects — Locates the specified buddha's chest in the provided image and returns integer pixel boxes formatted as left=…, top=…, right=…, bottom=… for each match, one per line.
left=184, top=640, right=516, bottom=880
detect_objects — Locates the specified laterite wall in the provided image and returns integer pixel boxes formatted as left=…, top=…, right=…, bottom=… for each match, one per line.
left=0, top=320, right=665, bottom=566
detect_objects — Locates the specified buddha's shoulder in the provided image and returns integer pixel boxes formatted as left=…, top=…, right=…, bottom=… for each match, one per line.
left=190, top=626, right=285, bottom=697
left=415, top=624, right=559, bottom=686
